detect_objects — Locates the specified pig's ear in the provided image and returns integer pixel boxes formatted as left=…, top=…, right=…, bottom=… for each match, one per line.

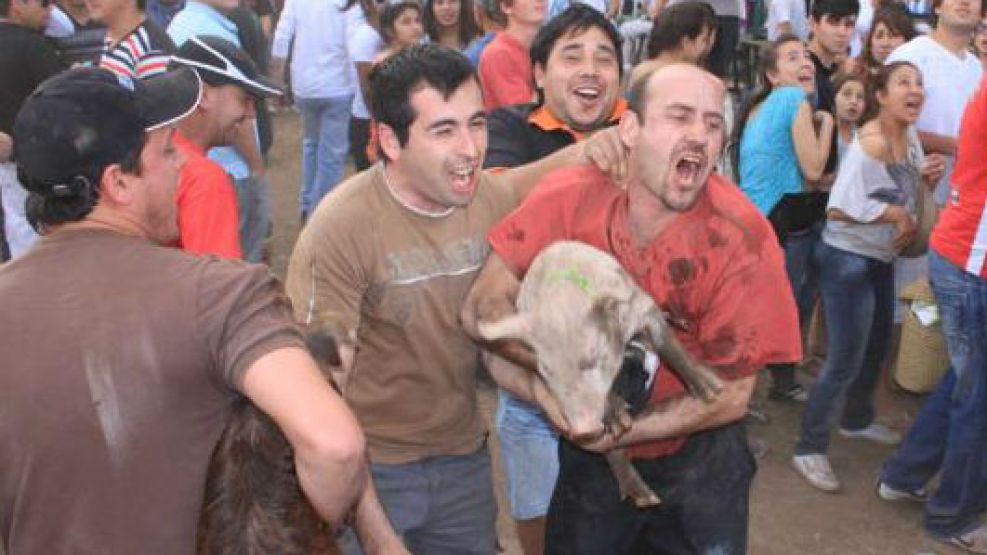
left=477, top=313, right=533, bottom=342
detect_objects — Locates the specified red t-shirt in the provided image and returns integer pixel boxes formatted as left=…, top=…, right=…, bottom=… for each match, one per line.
left=931, top=76, right=987, bottom=278
left=478, top=32, right=534, bottom=112
left=488, top=165, right=802, bottom=459
left=174, top=132, right=243, bottom=259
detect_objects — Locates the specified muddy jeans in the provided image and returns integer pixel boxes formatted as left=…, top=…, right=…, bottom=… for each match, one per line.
left=546, top=423, right=756, bottom=555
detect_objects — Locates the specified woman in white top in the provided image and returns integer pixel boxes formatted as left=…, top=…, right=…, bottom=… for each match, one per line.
left=792, top=61, right=945, bottom=493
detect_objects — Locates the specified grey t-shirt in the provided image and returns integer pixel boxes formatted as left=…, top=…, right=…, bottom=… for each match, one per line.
left=823, top=137, right=922, bottom=262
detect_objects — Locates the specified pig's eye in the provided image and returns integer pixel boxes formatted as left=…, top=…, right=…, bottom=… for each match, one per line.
left=578, top=358, right=595, bottom=372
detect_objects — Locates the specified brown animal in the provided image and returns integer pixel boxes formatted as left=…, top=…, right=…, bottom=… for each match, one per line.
left=478, top=241, right=724, bottom=507
left=196, top=322, right=347, bottom=555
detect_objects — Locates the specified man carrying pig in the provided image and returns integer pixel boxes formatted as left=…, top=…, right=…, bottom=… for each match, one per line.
left=462, top=63, right=802, bottom=554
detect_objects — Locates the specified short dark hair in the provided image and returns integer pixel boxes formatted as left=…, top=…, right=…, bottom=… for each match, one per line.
left=21, top=135, right=146, bottom=233
left=368, top=44, right=477, bottom=156
left=380, top=1, right=422, bottom=44
left=810, top=0, right=860, bottom=21
left=646, top=1, right=717, bottom=58
left=530, top=5, right=624, bottom=79
left=423, top=0, right=481, bottom=48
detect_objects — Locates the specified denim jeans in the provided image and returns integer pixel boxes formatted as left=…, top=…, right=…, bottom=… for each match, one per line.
left=796, top=241, right=894, bottom=454
left=232, top=174, right=270, bottom=263
left=496, top=390, right=559, bottom=520
left=296, top=94, right=353, bottom=219
left=337, top=446, right=498, bottom=555
left=768, top=223, right=821, bottom=389
left=784, top=223, right=822, bottom=329
left=881, top=250, right=987, bottom=538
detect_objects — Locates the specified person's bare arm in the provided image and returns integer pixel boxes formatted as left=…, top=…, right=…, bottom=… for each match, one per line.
left=917, top=131, right=957, bottom=156
left=347, top=476, right=411, bottom=555
left=828, top=204, right=916, bottom=250
left=580, top=374, right=756, bottom=452
left=0, top=132, right=11, bottom=163
left=792, top=103, right=834, bottom=183
left=355, top=61, right=374, bottom=112
left=233, top=121, right=266, bottom=177
left=498, top=126, right=628, bottom=201
left=462, top=252, right=538, bottom=370
left=269, top=56, right=287, bottom=89
left=240, top=347, right=367, bottom=526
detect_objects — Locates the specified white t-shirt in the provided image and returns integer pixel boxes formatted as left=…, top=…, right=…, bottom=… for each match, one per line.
left=886, top=35, right=983, bottom=202
left=766, top=0, right=809, bottom=41
left=271, top=0, right=352, bottom=98
left=346, top=8, right=383, bottom=119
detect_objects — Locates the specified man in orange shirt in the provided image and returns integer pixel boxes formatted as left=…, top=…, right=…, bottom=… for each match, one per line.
left=464, top=64, right=801, bottom=554
left=170, top=35, right=282, bottom=258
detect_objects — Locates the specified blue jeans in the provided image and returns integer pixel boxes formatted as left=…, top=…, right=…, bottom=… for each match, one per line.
left=296, top=94, right=353, bottom=219
left=496, top=390, right=559, bottom=520
left=232, top=174, right=270, bottom=263
left=338, top=446, right=498, bottom=555
left=881, top=250, right=987, bottom=538
left=796, top=242, right=894, bottom=454
left=784, top=223, right=822, bottom=329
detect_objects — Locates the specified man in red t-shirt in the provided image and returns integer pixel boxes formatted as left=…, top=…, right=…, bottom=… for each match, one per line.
left=464, top=64, right=801, bottom=554
left=169, top=36, right=283, bottom=258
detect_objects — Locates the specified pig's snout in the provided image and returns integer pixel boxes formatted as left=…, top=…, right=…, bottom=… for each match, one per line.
left=568, top=420, right=606, bottom=443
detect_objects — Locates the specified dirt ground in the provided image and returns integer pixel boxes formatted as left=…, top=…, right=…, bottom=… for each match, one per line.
left=265, top=111, right=966, bottom=555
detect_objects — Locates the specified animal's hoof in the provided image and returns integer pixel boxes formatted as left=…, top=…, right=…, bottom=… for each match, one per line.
left=632, top=494, right=662, bottom=508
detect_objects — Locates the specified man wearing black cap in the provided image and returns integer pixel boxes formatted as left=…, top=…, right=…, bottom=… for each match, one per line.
left=168, top=0, right=271, bottom=263
left=168, top=35, right=281, bottom=258
left=0, top=66, right=366, bottom=553
left=1, top=0, right=66, bottom=260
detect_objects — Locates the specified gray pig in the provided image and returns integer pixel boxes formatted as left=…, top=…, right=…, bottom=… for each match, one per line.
left=478, top=240, right=723, bottom=507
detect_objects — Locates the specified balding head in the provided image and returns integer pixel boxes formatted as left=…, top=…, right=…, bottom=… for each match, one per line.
left=627, top=64, right=724, bottom=122
left=618, top=63, right=725, bottom=214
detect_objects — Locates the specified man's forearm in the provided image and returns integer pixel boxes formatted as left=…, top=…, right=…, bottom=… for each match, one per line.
left=350, top=473, right=408, bottom=555
left=295, top=443, right=367, bottom=526
left=618, top=375, right=755, bottom=446
left=918, top=131, right=957, bottom=156
left=483, top=351, right=539, bottom=402
left=234, top=121, right=265, bottom=175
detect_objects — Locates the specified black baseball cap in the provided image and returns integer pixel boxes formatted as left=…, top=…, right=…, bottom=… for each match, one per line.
left=13, top=67, right=202, bottom=196
left=171, top=35, right=283, bottom=98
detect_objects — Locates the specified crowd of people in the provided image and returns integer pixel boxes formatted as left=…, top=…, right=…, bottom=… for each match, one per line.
left=1, top=0, right=986, bottom=551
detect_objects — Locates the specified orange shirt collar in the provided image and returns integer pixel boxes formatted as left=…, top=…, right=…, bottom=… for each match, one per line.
left=527, top=97, right=628, bottom=141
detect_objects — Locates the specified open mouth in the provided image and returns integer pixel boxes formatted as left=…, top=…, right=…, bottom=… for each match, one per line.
left=449, top=164, right=476, bottom=194
left=571, top=84, right=603, bottom=107
left=674, top=151, right=706, bottom=183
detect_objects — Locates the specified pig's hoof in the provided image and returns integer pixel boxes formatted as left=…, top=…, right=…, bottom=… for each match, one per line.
left=632, top=493, right=662, bottom=508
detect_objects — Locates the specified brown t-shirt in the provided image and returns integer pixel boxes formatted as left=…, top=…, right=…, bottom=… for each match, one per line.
left=286, top=164, right=518, bottom=464
left=0, top=228, right=303, bottom=554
